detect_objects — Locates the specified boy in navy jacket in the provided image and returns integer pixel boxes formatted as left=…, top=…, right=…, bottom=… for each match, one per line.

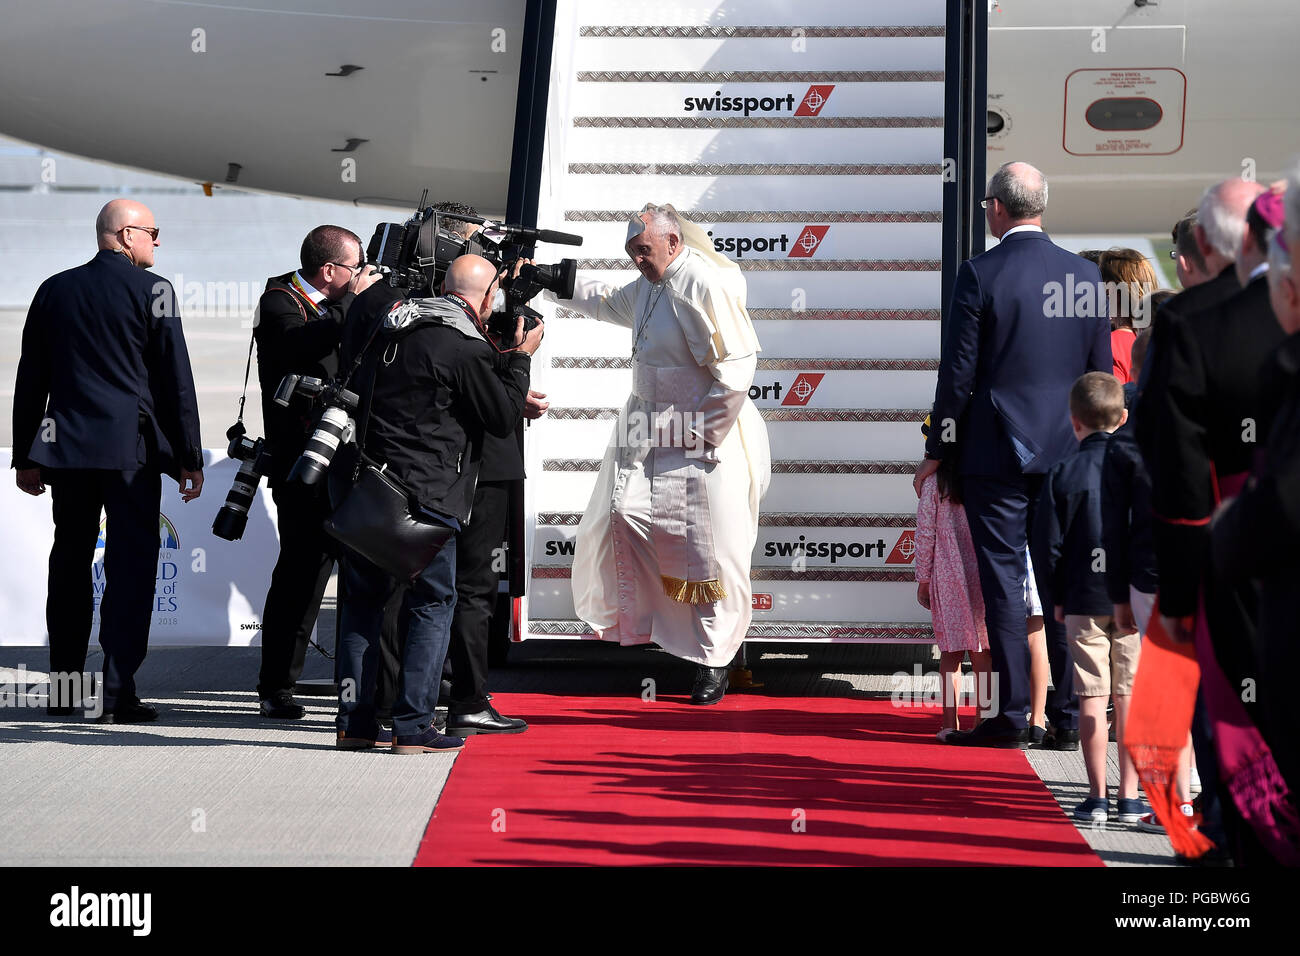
left=1033, top=372, right=1145, bottom=824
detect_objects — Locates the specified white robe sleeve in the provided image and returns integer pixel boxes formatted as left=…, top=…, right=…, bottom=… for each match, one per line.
left=554, top=274, right=636, bottom=329
left=667, top=289, right=758, bottom=453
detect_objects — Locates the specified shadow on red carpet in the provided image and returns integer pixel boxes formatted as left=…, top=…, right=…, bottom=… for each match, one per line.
left=413, top=692, right=1100, bottom=866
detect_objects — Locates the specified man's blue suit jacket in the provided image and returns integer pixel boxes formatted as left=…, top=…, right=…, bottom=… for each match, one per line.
left=926, top=230, right=1112, bottom=476
left=12, top=249, right=202, bottom=479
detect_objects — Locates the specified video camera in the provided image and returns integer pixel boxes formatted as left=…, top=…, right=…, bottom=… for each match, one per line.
left=366, top=191, right=582, bottom=348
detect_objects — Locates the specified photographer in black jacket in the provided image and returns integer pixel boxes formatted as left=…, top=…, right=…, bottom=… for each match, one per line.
left=253, top=225, right=379, bottom=718
left=335, top=254, right=543, bottom=753
left=435, top=205, right=548, bottom=737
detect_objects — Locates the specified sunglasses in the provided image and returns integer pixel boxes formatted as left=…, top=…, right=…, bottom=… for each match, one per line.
left=121, top=224, right=159, bottom=241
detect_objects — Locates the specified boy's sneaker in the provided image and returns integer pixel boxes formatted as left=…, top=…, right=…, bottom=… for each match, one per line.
left=1116, top=798, right=1147, bottom=823
left=1073, top=797, right=1110, bottom=823
left=392, top=726, right=465, bottom=755
left=1136, top=801, right=1196, bottom=834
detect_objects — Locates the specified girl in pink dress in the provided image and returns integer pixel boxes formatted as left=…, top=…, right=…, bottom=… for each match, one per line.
left=915, top=453, right=992, bottom=740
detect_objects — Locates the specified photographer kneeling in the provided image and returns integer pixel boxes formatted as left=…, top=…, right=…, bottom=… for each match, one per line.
left=335, top=254, right=543, bottom=753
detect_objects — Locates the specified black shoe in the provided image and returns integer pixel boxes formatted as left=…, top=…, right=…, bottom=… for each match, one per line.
left=1028, top=724, right=1048, bottom=746
left=690, top=666, right=729, bottom=705
left=98, top=701, right=159, bottom=724
left=945, top=718, right=1028, bottom=749
left=446, top=704, right=528, bottom=736
left=1047, top=728, right=1080, bottom=751
left=392, top=726, right=465, bottom=755
left=259, top=694, right=305, bottom=719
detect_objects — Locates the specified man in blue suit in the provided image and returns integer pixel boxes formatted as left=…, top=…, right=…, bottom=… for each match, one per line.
left=915, top=162, right=1111, bottom=747
left=12, top=199, right=204, bottom=723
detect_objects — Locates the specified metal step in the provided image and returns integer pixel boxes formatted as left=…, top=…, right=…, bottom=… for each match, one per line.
left=525, top=618, right=934, bottom=642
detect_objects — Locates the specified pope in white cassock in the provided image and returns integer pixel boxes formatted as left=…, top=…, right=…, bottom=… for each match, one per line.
left=559, top=203, right=771, bottom=704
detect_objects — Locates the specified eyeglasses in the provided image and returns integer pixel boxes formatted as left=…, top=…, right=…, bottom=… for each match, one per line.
left=979, top=196, right=997, bottom=210
left=121, top=224, right=159, bottom=241
left=328, top=260, right=364, bottom=274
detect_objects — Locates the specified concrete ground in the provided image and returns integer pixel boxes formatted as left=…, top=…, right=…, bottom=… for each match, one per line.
left=0, top=631, right=1176, bottom=866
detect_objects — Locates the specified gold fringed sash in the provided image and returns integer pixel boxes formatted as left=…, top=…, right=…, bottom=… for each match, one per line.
left=661, top=576, right=727, bottom=605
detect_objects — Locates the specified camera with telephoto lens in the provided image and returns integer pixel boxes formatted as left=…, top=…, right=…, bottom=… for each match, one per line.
left=212, top=422, right=272, bottom=541
left=366, top=191, right=582, bottom=349
left=275, top=373, right=360, bottom=485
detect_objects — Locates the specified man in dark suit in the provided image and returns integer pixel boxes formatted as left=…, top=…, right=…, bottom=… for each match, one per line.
left=1148, top=191, right=1283, bottom=649
left=1135, top=178, right=1265, bottom=472
left=1145, top=190, right=1286, bottom=865
left=13, top=199, right=203, bottom=723
left=915, top=162, right=1111, bottom=747
left=252, top=225, right=379, bottom=718
left=1213, top=225, right=1300, bottom=810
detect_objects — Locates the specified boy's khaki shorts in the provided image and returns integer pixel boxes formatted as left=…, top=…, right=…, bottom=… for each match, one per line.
left=1065, top=614, right=1142, bottom=697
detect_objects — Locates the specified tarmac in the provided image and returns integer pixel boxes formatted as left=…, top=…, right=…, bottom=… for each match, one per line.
left=0, top=621, right=1176, bottom=867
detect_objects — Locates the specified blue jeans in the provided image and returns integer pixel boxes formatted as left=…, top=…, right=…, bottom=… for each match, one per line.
left=337, top=534, right=457, bottom=738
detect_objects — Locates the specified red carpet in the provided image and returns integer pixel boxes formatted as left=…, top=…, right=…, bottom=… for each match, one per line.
left=414, top=693, right=1101, bottom=866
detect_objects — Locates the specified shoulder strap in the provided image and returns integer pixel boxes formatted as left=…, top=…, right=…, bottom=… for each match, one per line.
left=236, top=285, right=310, bottom=430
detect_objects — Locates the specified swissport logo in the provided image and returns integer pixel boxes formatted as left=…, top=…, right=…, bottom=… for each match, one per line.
left=708, top=225, right=829, bottom=259
left=788, top=226, right=829, bottom=258
left=785, top=223, right=826, bottom=254
left=682, top=84, right=835, bottom=117
left=794, top=85, right=835, bottom=116
left=781, top=373, right=825, bottom=406
left=886, top=531, right=917, bottom=564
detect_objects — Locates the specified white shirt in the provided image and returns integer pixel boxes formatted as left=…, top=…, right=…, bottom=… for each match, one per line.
left=1001, top=224, right=1044, bottom=239
left=291, top=271, right=328, bottom=310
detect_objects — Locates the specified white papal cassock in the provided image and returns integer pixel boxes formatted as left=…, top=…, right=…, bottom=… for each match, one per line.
left=561, top=238, right=771, bottom=667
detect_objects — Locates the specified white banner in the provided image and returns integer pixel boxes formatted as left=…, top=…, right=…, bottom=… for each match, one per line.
left=1, top=449, right=286, bottom=647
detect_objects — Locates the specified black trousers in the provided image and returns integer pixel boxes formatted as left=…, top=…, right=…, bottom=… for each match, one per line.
left=374, top=583, right=406, bottom=723
left=446, top=480, right=510, bottom=711
left=257, top=482, right=335, bottom=699
left=374, top=480, right=509, bottom=720
left=963, top=474, right=1077, bottom=732
left=47, top=466, right=162, bottom=708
